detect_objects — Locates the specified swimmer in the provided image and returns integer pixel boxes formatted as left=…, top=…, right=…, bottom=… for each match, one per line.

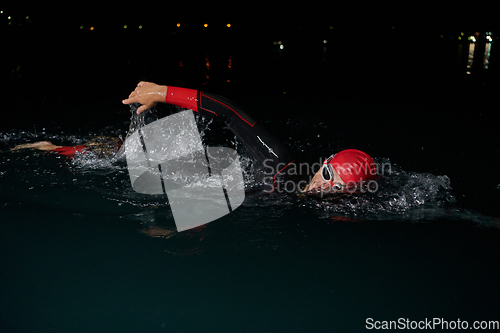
left=122, top=82, right=377, bottom=195
left=12, top=82, right=377, bottom=195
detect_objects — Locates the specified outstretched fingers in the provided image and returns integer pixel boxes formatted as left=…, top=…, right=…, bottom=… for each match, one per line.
left=122, top=82, right=166, bottom=114
left=121, top=96, right=135, bottom=105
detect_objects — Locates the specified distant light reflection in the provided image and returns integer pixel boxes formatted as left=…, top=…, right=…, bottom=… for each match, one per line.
left=484, top=32, right=493, bottom=69
left=465, top=32, right=492, bottom=74
left=466, top=40, right=475, bottom=74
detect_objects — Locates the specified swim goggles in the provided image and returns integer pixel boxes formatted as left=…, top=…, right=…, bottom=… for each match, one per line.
left=321, top=154, right=344, bottom=191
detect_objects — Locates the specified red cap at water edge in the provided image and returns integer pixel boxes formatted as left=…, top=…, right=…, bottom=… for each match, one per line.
left=329, top=149, right=377, bottom=183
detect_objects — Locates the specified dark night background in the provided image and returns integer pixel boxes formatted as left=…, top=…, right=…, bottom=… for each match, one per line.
left=2, top=6, right=500, bottom=333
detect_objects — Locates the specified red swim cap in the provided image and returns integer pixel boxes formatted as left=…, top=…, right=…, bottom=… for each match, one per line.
left=329, top=149, right=377, bottom=184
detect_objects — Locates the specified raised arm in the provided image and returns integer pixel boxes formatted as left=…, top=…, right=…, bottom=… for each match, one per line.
left=123, top=82, right=295, bottom=182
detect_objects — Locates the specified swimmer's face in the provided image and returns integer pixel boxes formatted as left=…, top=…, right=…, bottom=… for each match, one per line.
left=302, top=165, right=345, bottom=194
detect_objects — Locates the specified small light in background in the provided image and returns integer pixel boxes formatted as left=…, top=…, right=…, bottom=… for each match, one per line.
left=227, top=23, right=231, bottom=28
left=204, top=23, right=208, bottom=28
left=486, top=32, right=493, bottom=42
left=176, top=23, right=181, bottom=27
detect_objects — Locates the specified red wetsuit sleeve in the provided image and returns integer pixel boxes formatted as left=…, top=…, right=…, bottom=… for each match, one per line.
left=52, top=145, right=88, bottom=157
left=164, top=86, right=199, bottom=111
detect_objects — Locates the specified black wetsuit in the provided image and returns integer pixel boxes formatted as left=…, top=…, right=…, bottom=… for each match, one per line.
left=163, top=87, right=297, bottom=186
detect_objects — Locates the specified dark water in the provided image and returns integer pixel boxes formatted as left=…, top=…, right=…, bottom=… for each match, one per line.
left=2, top=22, right=500, bottom=332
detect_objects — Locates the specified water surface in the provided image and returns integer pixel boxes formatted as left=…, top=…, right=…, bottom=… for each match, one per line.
left=1, top=24, right=499, bottom=332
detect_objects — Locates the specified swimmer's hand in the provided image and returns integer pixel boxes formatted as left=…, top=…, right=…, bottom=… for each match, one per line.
left=122, top=81, right=167, bottom=114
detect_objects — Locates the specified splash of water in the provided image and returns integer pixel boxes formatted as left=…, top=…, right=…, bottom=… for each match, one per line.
left=299, top=159, right=460, bottom=221
left=1, top=112, right=495, bottom=226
